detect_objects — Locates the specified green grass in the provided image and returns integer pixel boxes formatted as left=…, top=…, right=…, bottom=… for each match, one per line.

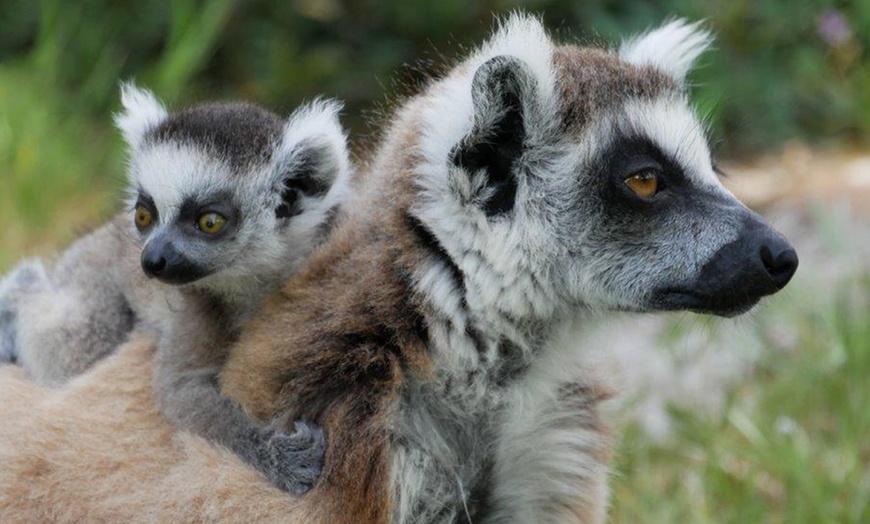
left=0, top=63, right=123, bottom=271
left=610, top=278, right=870, bottom=523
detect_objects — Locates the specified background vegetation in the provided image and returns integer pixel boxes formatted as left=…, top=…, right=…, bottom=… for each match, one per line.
left=1, top=1, right=868, bottom=521
left=610, top=278, right=870, bottom=523
left=2, top=0, right=868, bottom=264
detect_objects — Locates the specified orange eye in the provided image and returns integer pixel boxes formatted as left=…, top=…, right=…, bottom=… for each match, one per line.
left=624, top=171, right=659, bottom=199
left=135, top=205, right=153, bottom=231
left=197, top=212, right=227, bottom=234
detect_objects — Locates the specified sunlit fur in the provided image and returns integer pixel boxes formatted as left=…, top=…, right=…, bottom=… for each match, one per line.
left=0, top=87, right=354, bottom=493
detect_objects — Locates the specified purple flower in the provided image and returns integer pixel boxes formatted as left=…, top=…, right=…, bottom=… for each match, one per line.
left=817, top=9, right=852, bottom=47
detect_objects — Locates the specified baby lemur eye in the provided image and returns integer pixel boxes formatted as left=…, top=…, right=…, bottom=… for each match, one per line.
left=134, top=205, right=154, bottom=231
left=624, top=170, right=660, bottom=199
left=197, top=212, right=227, bottom=235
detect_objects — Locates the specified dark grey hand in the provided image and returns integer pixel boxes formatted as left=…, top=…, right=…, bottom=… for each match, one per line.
left=259, top=420, right=325, bottom=495
left=154, top=362, right=326, bottom=495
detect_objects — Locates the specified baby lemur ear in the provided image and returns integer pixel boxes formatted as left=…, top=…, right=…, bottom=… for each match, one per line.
left=619, top=19, right=713, bottom=84
left=450, top=55, right=536, bottom=216
left=114, top=82, right=168, bottom=150
left=272, top=100, right=350, bottom=220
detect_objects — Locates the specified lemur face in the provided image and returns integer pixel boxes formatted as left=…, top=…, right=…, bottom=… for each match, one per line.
left=559, top=96, right=797, bottom=317
left=130, top=146, right=250, bottom=285
left=115, top=88, right=349, bottom=290
left=414, top=16, right=797, bottom=319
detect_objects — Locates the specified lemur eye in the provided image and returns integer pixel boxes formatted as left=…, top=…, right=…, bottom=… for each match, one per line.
left=624, top=171, right=660, bottom=199
left=197, top=212, right=227, bottom=235
left=134, top=205, right=153, bottom=231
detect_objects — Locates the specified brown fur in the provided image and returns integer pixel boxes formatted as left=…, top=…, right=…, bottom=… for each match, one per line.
left=0, top=333, right=335, bottom=523
left=552, top=46, right=678, bottom=134
left=217, top=45, right=680, bottom=522
left=221, top=125, right=437, bottom=522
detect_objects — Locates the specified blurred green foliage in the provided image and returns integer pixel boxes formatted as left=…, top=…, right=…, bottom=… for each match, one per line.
left=2, top=0, right=869, bottom=152
left=1, top=0, right=868, bottom=258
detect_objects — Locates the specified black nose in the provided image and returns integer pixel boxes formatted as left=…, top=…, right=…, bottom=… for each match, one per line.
left=675, top=213, right=798, bottom=317
left=140, top=237, right=211, bottom=285
left=759, top=243, right=799, bottom=290
left=141, top=250, right=167, bottom=278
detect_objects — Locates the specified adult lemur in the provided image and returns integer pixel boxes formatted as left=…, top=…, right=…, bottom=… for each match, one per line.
left=209, top=15, right=797, bottom=522
left=0, top=85, right=351, bottom=493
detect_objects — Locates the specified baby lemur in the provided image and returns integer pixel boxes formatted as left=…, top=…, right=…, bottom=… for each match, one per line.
left=0, top=84, right=351, bottom=494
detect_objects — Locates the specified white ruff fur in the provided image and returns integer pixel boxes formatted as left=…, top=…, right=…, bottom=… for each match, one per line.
left=486, top=318, right=612, bottom=523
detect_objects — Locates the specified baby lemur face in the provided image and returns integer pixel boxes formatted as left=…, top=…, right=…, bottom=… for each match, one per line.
left=115, top=86, right=349, bottom=293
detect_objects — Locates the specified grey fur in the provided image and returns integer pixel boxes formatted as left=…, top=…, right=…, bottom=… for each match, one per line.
left=0, top=229, right=134, bottom=383
left=147, top=102, right=284, bottom=172
left=153, top=292, right=324, bottom=494
left=0, top=87, right=352, bottom=494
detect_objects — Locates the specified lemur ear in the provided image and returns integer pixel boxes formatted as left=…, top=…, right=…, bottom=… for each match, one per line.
left=114, top=82, right=168, bottom=149
left=619, top=19, right=713, bottom=83
left=450, top=55, right=534, bottom=216
left=272, top=99, right=349, bottom=219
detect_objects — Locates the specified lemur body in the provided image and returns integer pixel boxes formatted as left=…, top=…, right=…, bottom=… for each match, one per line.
left=219, top=15, right=798, bottom=522
left=0, top=87, right=351, bottom=493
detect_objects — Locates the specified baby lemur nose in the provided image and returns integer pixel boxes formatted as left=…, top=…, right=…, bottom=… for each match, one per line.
left=140, top=239, right=211, bottom=285
left=141, top=250, right=167, bottom=278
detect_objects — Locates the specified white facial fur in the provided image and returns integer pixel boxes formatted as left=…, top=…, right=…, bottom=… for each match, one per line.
left=377, top=15, right=796, bottom=524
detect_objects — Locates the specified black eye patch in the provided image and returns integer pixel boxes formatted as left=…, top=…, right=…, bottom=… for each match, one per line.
left=587, top=134, right=701, bottom=218
left=176, top=193, right=239, bottom=237
left=594, top=134, right=694, bottom=204
left=605, top=136, right=683, bottom=183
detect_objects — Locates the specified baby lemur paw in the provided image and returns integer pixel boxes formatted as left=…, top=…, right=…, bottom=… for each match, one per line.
left=264, top=420, right=326, bottom=495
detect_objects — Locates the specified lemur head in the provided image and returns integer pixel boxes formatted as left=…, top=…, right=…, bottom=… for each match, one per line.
left=411, top=15, right=797, bottom=320
left=114, top=84, right=350, bottom=294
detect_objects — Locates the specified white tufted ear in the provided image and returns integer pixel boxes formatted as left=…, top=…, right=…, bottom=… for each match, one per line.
left=619, top=19, right=713, bottom=83
left=114, top=82, right=168, bottom=149
left=271, top=99, right=351, bottom=219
